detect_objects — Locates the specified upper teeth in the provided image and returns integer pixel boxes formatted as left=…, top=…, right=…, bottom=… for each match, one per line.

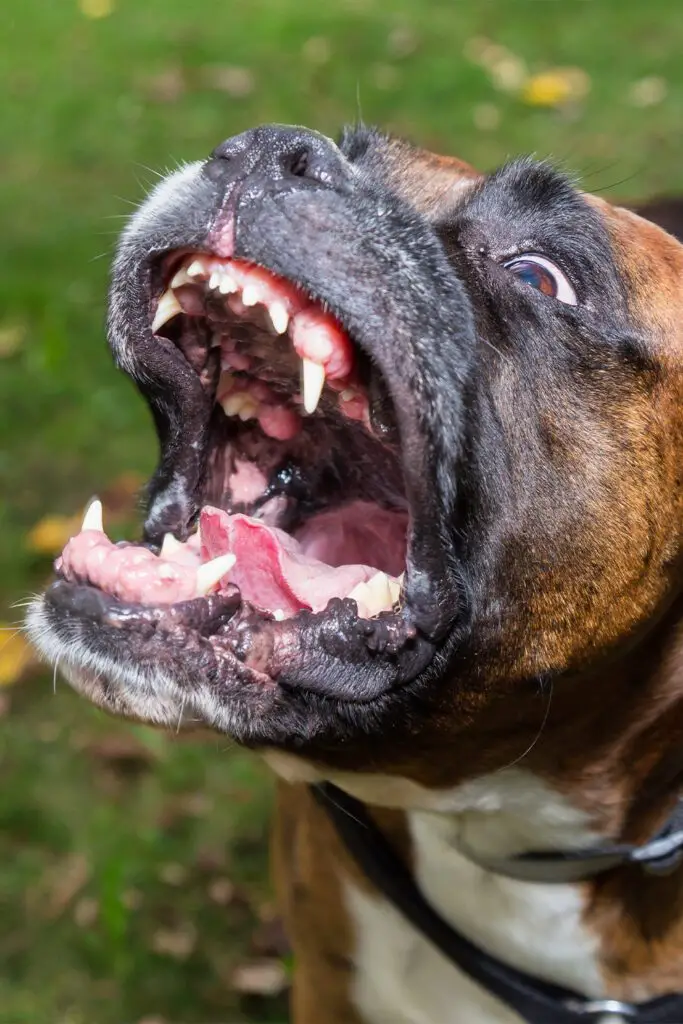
left=152, top=257, right=340, bottom=422
left=152, top=290, right=182, bottom=333
left=187, top=259, right=208, bottom=279
left=268, top=301, right=289, bottom=335
left=301, top=358, right=326, bottom=415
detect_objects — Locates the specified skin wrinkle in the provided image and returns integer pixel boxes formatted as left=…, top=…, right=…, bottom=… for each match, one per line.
left=25, top=125, right=683, bottom=1005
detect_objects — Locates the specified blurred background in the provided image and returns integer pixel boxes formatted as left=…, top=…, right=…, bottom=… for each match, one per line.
left=1, top=1, right=682, bottom=1021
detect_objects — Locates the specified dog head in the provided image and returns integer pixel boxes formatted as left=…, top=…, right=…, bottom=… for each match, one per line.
left=28, top=125, right=683, bottom=802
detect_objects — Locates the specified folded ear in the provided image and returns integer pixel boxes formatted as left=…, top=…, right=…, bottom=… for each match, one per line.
left=632, top=197, right=683, bottom=243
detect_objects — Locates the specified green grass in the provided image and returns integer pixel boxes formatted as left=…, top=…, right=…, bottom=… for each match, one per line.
left=2, top=0, right=683, bottom=1020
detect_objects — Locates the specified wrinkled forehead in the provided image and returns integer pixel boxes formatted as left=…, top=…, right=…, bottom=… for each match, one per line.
left=342, top=127, right=683, bottom=343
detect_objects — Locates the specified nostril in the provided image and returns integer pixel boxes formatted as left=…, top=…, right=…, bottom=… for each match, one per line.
left=283, top=147, right=311, bottom=179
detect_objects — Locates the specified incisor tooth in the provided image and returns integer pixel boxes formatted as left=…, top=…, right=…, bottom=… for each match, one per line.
left=195, top=553, right=236, bottom=597
left=209, top=271, right=222, bottom=290
left=242, top=284, right=259, bottom=307
left=160, top=533, right=183, bottom=557
left=301, top=358, right=326, bottom=415
left=81, top=497, right=104, bottom=533
left=273, top=609, right=286, bottom=621
left=152, top=290, right=182, bottom=333
left=218, top=271, right=238, bottom=294
left=268, top=301, right=289, bottom=335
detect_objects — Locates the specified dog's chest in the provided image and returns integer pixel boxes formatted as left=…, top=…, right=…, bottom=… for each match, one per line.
left=343, top=778, right=605, bottom=1024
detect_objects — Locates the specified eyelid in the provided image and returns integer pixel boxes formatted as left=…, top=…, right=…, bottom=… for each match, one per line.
left=504, top=253, right=578, bottom=306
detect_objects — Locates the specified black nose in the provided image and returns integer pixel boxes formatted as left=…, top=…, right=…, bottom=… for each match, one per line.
left=203, top=124, right=347, bottom=189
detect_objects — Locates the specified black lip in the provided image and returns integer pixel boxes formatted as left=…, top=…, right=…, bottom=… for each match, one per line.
left=43, top=579, right=437, bottom=703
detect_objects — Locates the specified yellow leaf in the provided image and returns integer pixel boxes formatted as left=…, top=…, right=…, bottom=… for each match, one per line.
left=79, top=0, right=114, bottom=18
left=0, top=323, right=27, bottom=358
left=27, top=514, right=80, bottom=556
left=523, top=68, right=591, bottom=108
left=0, top=629, right=35, bottom=687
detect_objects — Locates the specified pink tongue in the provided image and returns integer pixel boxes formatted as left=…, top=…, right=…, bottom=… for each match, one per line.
left=200, top=507, right=375, bottom=615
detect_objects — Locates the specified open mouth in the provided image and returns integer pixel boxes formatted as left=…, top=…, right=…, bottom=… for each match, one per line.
left=50, top=249, right=432, bottom=695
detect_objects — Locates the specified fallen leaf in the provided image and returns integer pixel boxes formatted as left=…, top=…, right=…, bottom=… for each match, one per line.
left=159, top=862, right=188, bottom=886
left=523, top=68, right=590, bottom=108
left=79, top=0, right=114, bottom=18
left=44, top=853, right=91, bottom=918
left=387, top=25, right=419, bottom=59
left=301, top=36, right=331, bottom=65
left=473, top=102, right=501, bottom=131
left=151, top=923, right=197, bottom=960
left=251, top=911, right=289, bottom=958
left=201, top=65, right=255, bottom=98
left=490, top=54, right=527, bottom=93
left=141, top=67, right=187, bottom=105
left=74, top=896, right=99, bottom=928
left=372, top=63, right=400, bottom=91
left=26, top=514, right=80, bottom=555
left=102, top=471, right=145, bottom=515
left=80, top=732, right=157, bottom=775
left=628, top=76, right=667, bottom=108
left=208, top=877, right=235, bottom=906
left=122, top=888, right=143, bottom=910
left=0, top=323, right=27, bottom=358
left=0, top=629, right=36, bottom=687
left=231, top=958, right=287, bottom=996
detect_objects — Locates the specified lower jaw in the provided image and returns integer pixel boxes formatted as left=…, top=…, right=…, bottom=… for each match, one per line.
left=39, top=573, right=437, bottom=711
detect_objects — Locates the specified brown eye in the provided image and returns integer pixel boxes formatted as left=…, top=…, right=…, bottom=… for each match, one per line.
left=504, top=254, right=577, bottom=305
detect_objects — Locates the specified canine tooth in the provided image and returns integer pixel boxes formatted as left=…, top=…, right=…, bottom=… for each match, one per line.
left=152, top=290, right=183, bottom=333
left=170, top=267, right=194, bottom=289
left=160, top=533, right=183, bottom=557
left=81, top=497, right=104, bottom=533
left=209, top=271, right=222, bottom=290
left=273, top=609, right=286, bottom=621
left=218, top=271, right=238, bottom=294
left=268, top=301, right=289, bottom=335
left=242, top=284, right=259, bottom=307
left=195, top=553, right=236, bottom=596
left=301, top=358, right=326, bottom=415
left=187, top=259, right=208, bottom=279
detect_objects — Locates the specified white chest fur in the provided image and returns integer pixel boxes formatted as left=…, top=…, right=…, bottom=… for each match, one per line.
left=342, top=770, right=606, bottom=1024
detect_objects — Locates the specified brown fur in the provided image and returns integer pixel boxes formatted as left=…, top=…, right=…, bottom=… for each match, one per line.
left=273, top=146, right=683, bottom=1011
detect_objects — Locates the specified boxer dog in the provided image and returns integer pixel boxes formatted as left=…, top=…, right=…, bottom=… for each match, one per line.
left=27, top=124, right=683, bottom=1023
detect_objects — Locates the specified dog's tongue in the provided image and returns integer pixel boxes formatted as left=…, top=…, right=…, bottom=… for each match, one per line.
left=199, top=506, right=375, bottom=616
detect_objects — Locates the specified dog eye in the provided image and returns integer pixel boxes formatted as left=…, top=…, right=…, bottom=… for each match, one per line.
left=503, top=254, right=577, bottom=305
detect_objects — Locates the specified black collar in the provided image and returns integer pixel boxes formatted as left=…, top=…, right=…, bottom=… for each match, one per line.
left=312, top=782, right=683, bottom=1024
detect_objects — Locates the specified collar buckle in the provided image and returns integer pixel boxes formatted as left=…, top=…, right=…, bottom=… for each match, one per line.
left=568, top=998, right=637, bottom=1021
